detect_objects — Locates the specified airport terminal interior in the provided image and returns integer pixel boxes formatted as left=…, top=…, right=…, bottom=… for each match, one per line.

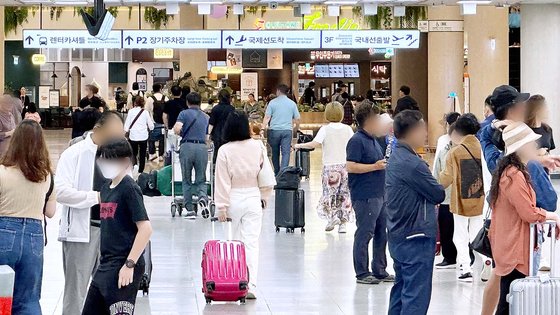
left=0, top=0, right=560, bottom=315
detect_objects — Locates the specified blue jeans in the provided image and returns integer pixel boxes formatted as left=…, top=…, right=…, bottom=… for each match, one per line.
left=268, top=129, right=292, bottom=175
left=0, top=217, right=44, bottom=315
left=353, top=197, right=389, bottom=279
left=179, top=142, right=208, bottom=211
left=388, top=236, right=436, bottom=315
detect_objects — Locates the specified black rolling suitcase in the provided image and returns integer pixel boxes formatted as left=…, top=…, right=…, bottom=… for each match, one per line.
left=275, top=189, right=305, bottom=233
left=139, top=241, right=153, bottom=295
left=295, top=150, right=311, bottom=179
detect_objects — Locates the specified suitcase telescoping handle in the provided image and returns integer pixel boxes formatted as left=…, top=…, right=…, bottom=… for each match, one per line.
left=529, top=220, right=557, bottom=277
left=210, top=217, right=233, bottom=240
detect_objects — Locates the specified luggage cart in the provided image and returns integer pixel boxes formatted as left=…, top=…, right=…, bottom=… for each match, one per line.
left=170, top=142, right=184, bottom=218
left=169, top=141, right=216, bottom=219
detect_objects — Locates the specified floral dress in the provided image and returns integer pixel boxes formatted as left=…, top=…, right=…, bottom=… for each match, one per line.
left=318, top=164, right=354, bottom=223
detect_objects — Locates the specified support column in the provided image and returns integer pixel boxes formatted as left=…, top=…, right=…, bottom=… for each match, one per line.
left=179, top=5, right=207, bottom=79
left=427, top=6, right=464, bottom=146
left=0, top=8, right=5, bottom=94
left=464, top=6, right=509, bottom=118
left=521, top=4, right=560, bottom=154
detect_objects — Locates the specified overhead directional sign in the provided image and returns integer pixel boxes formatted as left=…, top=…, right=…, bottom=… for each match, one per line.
left=22, top=29, right=421, bottom=49
left=23, top=29, right=122, bottom=49
left=122, top=30, right=221, bottom=49
left=322, top=30, right=420, bottom=49
left=222, top=30, right=322, bottom=49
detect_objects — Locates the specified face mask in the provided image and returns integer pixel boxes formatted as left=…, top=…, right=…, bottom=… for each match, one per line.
left=98, top=162, right=124, bottom=180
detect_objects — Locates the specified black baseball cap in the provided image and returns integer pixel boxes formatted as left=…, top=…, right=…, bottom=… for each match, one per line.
left=490, top=85, right=530, bottom=109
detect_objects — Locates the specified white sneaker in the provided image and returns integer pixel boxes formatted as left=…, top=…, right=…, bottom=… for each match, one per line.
left=325, top=218, right=341, bottom=232
left=481, top=259, right=492, bottom=282
left=338, top=223, right=347, bottom=234
left=184, top=210, right=197, bottom=220
left=132, top=165, right=139, bottom=178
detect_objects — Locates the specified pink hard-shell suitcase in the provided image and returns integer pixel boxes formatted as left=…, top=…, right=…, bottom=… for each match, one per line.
left=201, top=218, right=249, bottom=304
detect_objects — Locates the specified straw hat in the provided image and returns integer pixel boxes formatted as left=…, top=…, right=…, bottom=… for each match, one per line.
left=502, top=121, right=541, bottom=156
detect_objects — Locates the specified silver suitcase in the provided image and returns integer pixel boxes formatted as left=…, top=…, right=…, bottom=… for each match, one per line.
left=508, top=221, right=560, bottom=315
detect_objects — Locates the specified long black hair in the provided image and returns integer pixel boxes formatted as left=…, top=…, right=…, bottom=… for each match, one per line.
left=489, top=153, right=532, bottom=207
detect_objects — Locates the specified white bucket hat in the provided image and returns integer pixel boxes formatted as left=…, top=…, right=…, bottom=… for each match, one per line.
left=502, top=121, right=541, bottom=156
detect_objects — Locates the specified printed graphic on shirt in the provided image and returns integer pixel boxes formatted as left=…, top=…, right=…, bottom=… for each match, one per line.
left=460, top=159, right=484, bottom=199
left=109, top=301, right=134, bottom=315
left=100, top=202, right=118, bottom=219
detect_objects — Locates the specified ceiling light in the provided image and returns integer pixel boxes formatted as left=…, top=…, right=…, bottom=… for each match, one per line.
left=191, top=0, right=222, bottom=4
left=460, top=2, right=477, bottom=14
left=233, top=4, right=244, bottom=14
left=457, top=0, right=491, bottom=3
left=300, top=3, right=311, bottom=14
left=197, top=3, right=212, bottom=14
left=52, top=1, right=89, bottom=4
left=393, top=5, right=405, bottom=16
left=363, top=3, right=377, bottom=15
left=166, top=2, right=179, bottom=14
left=327, top=5, right=340, bottom=16
left=324, top=0, right=358, bottom=4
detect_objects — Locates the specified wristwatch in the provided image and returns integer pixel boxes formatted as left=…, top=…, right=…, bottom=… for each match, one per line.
left=125, top=259, right=136, bottom=268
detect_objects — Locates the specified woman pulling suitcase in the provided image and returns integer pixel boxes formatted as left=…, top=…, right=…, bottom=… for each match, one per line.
left=214, top=111, right=275, bottom=300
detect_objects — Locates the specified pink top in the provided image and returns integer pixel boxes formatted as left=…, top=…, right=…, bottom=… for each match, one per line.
left=214, top=139, right=273, bottom=210
left=24, top=112, right=41, bottom=124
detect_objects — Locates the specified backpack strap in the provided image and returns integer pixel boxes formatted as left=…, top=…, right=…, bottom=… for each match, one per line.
left=43, top=173, right=54, bottom=246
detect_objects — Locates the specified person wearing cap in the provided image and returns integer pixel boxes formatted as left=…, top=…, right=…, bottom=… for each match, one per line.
left=478, top=85, right=559, bottom=315
left=294, top=102, right=354, bottom=233
left=488, top=121, right=560, bottom=315
left=394, top=85, right=419, bottom=116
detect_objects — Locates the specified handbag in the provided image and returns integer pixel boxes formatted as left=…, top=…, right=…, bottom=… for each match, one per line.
left=257, top=143, right=276, bottom=188
left=125, top=109, right=145, bottom=139
left=471, top=210, right=492, bottom=258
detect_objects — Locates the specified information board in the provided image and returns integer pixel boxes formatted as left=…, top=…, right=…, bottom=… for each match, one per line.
left=222, top=30, right=322, bottom=49
left=122, top=30, right=221, bottom=49
left=322, top=30, right=420, bottom=49
left=23, top=30, right=122, bottom=49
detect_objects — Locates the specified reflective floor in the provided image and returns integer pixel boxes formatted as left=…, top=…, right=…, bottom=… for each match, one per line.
left=40, top=129, right=489, bottom=315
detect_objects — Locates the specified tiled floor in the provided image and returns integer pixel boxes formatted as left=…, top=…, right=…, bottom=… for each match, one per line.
left=39, top=129, right=490, bottom=315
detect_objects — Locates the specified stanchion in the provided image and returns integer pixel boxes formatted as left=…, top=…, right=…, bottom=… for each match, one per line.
left=0, top=265, right=15, bottom=315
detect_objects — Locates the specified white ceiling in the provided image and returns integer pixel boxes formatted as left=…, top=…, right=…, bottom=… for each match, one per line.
left=4, top=0, right=560, bottom=7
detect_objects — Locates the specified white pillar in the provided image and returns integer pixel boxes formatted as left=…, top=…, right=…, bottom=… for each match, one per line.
left=521, top=4, right=560, bottom=155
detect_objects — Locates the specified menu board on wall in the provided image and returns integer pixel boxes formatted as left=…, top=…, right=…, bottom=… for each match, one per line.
left=328, top=64, right=344, bottom=78
left=314, top=64, right=330, bottom=78
left=344, top=64, right=360, bottom=78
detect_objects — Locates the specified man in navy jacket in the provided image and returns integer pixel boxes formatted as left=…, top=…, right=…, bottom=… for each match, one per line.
left=386, top=110, right=445, bottom=315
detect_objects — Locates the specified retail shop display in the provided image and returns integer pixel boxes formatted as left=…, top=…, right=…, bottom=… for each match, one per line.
left=274, top=189, right=306, bottom=233
left=508, top=221, right=559, bottom=314
left=202, top=218, right=249, bottom=304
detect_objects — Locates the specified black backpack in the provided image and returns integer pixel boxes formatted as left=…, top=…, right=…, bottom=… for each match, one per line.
left=275, top=166, right=302, bottom=190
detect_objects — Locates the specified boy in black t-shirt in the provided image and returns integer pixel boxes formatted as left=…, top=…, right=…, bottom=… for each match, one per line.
left=82, top=139, right=153, bottom=315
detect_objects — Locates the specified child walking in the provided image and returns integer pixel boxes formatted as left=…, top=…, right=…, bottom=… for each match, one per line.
left=82, top=138, right=152, bottom=315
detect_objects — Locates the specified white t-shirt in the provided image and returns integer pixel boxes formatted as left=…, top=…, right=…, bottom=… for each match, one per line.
left=433, top=134, right=450, bottom=171
left=125, top=107, right=154, bottom=141
left=314, top=122, right=355, bottom=165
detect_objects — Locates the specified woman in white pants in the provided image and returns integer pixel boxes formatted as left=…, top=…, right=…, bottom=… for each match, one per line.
left=215, top=111, right=274, bottom=300
left=439, top=114, right=491, bottom=282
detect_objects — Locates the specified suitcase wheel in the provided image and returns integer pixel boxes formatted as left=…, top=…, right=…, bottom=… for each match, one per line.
left=171, top=203, right=177, bottom=218
left=240, top=297, right=246, bottom=304
left=286, top=228, right=295, bottom=233
left=275, top=227, right=280, bottom=233
left=142, top=287, right=149, bottom=295
left=205, top=298, right=212, bottom=304
left=301, top=227, right=305, bottom=233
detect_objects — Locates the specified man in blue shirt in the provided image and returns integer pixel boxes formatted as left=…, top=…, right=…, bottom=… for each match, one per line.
left=386, top=110, right=445, bottom=315
left=346, top=103, right=394, bottom=285
left=263, top=84, right=300, bottom=175
left=173, top=92, right=210, bottom=219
